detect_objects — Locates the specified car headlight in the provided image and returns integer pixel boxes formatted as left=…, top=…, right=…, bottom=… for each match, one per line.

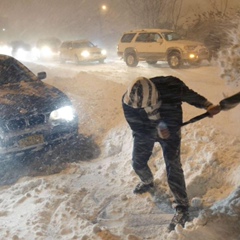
left=0, top=45, right=12, bottom=55
left=50, top=106, right=75, bottom=122
left=101, top=49, right=107, bottom=55
left=189, top=53, right=197, bottom=59
left=81, top=50, right=90, bottom=58
left=184, top=45, right=197, bottom=51
left=41, top=46, right=53, bottom=57
left=32, top=47, right=40, bottom=58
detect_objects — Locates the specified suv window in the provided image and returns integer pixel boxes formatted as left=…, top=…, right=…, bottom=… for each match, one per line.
left=61, top=42, right=71, bottom=48
left=121, top=33, right=136, bottom=43
left=136, top=33, right=162, bottom=43
left=135, top=33, right=149, bottom=42
left=161, top=32, right=181, bottom=41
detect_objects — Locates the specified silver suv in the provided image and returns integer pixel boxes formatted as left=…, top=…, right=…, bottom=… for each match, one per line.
left=117, top=29, right=210, bottom=68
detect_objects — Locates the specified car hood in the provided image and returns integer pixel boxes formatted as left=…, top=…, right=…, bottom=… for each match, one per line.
left=0, top=81, right=71, bottom=120
left=170, top=39, right=205, bottom=47
left=86, top=47, right=102, bottom=53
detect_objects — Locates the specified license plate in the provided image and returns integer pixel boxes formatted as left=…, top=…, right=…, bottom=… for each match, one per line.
left=18, top=134, right=44, bottom=148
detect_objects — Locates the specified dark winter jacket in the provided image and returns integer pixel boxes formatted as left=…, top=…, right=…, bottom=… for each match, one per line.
left=122, top=76, right=212, bottom=133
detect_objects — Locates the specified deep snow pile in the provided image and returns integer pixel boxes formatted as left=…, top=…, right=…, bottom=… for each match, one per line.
left=0, top=57, right=239, bottom=239
left=218, top=21, right=240, bottom=87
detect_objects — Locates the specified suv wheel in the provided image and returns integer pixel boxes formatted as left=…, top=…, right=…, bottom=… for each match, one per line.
left=125, top=53, right=138, bottom=67
left=167, top=52, right=182, bottom=69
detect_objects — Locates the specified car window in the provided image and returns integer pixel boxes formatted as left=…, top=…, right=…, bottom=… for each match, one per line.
left=81, top=42, right=94, bottom=48
left=121, top=33, right=136, bottom=43
left=72, top=42, right=94, bottom=48
left=152, top=33, right=162, bottom=42
left=61, top=42, right=71, bottom=48
left=162, top=32, right=181, bottom=41
left=0, top=58, right=37, bottom=85
left=135, top=33, right=149, bottom=42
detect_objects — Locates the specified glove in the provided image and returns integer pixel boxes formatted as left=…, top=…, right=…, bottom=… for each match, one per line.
left=207, top=104, right=221, bottom=117
left=157, top=121, right=170, bottom=139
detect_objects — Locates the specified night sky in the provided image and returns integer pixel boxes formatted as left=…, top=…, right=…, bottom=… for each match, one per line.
left=0, top=0, right=239, bottom=46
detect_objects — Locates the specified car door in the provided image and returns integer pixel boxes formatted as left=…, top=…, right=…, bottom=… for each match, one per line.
left=60, top=41, right=72, bottom=61
left=148, top=32, right=166, bottom=59
left=134, top=32, right=165, bottom=60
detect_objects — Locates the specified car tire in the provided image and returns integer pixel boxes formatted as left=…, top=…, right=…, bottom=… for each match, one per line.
left=167, top=52, right=182, bottom=69
left=125, top=53, right=138, bottom=67
left=146, top=60, right=157, bottom=65
left=99, top=59, right=105, bottom=64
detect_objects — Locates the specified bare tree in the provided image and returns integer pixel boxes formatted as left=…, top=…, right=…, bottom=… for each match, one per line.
left=123, top=0, right=186, bottom=30
left=123, top=0, right=168, bottom=28
left=209, top=0, right=229, bottom=15
left=169, top=0, right=183, bottom=29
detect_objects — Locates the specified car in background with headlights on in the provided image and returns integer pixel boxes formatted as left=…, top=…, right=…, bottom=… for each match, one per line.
left=10, top=40, right=36, bottom=62
left=117, top=29, right=210, bottom=68
left=34, top=37, right=61, bottom=61
left=59, top=40, right=107, bottom=64
left=0, top=54, right=78, bottom=161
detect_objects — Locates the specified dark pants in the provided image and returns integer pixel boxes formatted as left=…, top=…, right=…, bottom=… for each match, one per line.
left=132, top=128, right=189, bottom=208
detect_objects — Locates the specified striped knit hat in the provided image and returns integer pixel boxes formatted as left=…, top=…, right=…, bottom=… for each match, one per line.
left=123, top=77, right=158, bottom=108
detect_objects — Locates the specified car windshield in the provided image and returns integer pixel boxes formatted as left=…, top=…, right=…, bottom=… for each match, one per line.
left=0, top=57, right=37, bottom=85
left=75, top=41, right=95, bottom=48
left=162, top=32, right=182, bottom=41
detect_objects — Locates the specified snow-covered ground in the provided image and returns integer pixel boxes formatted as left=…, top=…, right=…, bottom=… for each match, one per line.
left=0, top=56, right=239, bottom=240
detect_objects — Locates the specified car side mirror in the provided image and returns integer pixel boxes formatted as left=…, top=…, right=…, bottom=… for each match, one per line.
left=157, top=38, right=163, bottom=44
left=37, top=71, right=47, bottom=80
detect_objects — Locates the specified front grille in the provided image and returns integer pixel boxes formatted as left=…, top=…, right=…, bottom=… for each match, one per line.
left=6, top=114, right=46, bottom=131
left=8, top=119, right=26, bottom=130
left=29, top=114, right=45, bottom=126
left=199, top=48, right=209, bottom=54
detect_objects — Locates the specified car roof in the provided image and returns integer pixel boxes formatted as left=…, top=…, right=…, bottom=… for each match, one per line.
left=123, top=29, right=174, bottom=34
left=0, top=54, right=14, bottom=61
left=62, top=39, right=91, bottom=43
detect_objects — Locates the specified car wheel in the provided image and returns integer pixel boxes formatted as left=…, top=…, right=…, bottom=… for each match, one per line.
left=146, top=60, right=157, bottom=65
left=167, top=52, right=182, bottom=69
left=125, top=53, right=138, bottom=67
left=99, top=59, right=105, bottom=64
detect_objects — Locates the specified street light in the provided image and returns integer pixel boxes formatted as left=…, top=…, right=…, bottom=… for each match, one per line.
left=99, top=4, right=107, bottom=38
left=101, top=5, right=107, bottom=11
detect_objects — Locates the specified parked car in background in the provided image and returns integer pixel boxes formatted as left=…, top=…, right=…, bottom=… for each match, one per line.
left=10, top=40, right=35, bottom=61
left=117, top=29, right=211, bottom=68
left=34, top=37, right=61, bottom=61
left=59, top=40, right=107, bottom=64
left=0, top=54, right=78, bottom=161
left=0, top=41, right=12, bottom=56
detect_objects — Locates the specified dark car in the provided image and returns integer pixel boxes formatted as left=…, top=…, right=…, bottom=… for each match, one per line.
left=0, top=54, right=78, bottom=160
left=10, top=40, right=34, bottom=61
left=35, top=37, right=61, bottom=60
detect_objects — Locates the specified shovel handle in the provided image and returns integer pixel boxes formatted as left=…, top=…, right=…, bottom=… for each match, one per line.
left=182, top=112, right=210, bottom=126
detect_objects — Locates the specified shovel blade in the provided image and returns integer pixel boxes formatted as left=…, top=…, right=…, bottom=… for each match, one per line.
left=220, top=92, right=240, bottom=110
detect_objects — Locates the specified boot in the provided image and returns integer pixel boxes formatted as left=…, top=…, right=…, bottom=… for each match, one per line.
left=168, top=206, right=189, bottom=231
left=133, top=182, right=154, bottom=194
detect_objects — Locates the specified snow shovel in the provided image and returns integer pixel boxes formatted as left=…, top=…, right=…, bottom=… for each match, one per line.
left=182, top=92, right=240, bottom=126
